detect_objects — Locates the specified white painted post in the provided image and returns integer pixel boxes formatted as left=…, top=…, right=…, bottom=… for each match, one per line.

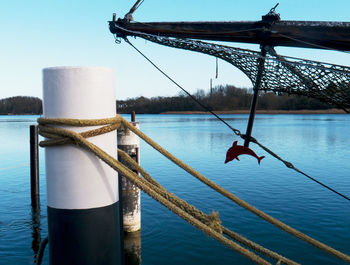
left=117, top=121, right=141, bottom=233
left=42, top=66, right=121, bottom=265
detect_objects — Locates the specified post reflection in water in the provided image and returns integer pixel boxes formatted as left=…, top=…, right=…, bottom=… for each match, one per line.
left=124, top=230, right=141, bottom=265
left=31, top=206, right=41, bottom=263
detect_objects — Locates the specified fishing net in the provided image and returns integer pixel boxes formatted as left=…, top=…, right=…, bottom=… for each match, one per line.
left=135, top=33, right=350, bottom=112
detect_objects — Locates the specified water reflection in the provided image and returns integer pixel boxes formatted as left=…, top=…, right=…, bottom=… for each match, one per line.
left=124, top=231, right=141, bottom=265
left=31, top=206, right=41, bottom=263
left=1, top=114, right=349, bottom=265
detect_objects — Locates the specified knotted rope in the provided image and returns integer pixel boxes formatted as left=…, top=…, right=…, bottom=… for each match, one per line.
left=38, top=114, right=350, bottom=264
left=118, top=148, right=297, bottom=265
left=39, top=116, right=273, bottom=265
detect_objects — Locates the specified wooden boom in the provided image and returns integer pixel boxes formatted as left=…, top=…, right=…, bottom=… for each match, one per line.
left=109, top=18, right=350, bottom=51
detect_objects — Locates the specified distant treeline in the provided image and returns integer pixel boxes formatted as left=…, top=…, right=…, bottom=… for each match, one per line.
left=117, top=85, right=331, bottom=114
left=0, top=96, right=42, bottom=114
left=0, top=86, right=332, bottom=115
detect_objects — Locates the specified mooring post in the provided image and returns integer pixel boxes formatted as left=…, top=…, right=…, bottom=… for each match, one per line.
left=131, top=111, right=136, bottom=122
left=42, top=67, right=121, bottom=265
left=117, top=112, right=141, bottom=264
left=244, top=47, right=267, bottom=148
left=29, top=123, right=42, bottom=263
left=30, top=125, right=40, bottom=210
left=117, top=114, right=141, bottom=232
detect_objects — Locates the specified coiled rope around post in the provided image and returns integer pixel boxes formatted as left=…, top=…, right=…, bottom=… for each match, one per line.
left=38, top=115, right=350, bottom=264
left=118, top=148, right=297, bottom=265
left=39, top=114, right=297, bottom=264
left=38, top=118, right=273, bottom=265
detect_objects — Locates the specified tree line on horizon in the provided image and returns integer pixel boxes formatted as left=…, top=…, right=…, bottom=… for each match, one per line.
left=117, top=85, right=331, bottom=113
left=0, top=96, right=42, bottom=115
left=0, top=85, right=332, bottom=115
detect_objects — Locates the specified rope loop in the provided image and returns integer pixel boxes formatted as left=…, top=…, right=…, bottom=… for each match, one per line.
left=38, top=115, right=276, bottom=265
left=37, top=115, right=350, bottom=264
left=37, top=116, right=121, bottom=126
left=39, top=116, right=122, bottom=147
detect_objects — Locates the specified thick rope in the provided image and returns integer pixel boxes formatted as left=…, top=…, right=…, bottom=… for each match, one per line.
left=39, top=123, right=272, bottom=265
left=118, top=116, right=350, bottom=264
left=118, top=148, right=222, bottom=233
left=38, top=115, right=350, bottom=264
left=38, top=116, right=120, bottom=126
left=118, top=148, right=298, bottom=265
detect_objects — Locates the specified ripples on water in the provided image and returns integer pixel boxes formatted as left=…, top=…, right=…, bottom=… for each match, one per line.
left=0, top=114, right=349, bottom=264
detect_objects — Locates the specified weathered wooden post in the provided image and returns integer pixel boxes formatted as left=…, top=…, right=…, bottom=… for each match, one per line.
left=42, top=66, right=121, bottom=265
left=118, top=112, right=141, bottom=265
left=117, top=115, right=141, bottom=232
left=29, top=124, right=42, bottom=263
left=30, top=125, right=40, bottom=210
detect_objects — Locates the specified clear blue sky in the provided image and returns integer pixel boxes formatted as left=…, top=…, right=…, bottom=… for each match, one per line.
left=1, top=0, right=350, bottom=100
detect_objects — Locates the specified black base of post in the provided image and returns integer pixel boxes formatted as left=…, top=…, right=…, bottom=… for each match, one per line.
left=48, top=202, right=121, bottom=265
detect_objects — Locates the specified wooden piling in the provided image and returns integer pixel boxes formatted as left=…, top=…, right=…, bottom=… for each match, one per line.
left=117, top=114, right=141, bottom=233
left=30, top=125, right=40, bottom=210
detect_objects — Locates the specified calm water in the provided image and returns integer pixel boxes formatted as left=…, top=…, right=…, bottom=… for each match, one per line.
left=0, top=114, right=349, bottom=265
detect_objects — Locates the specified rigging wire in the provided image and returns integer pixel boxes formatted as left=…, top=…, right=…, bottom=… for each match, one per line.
left=132, top=21, right=265, bottom=35
left=122, top=0, right=350, bottom=56
left=123, top=37, right=350, bottom=202
left=113, top=24, right=350, bottom=75
left=124, top=38, right=241, bottom=136
left=129, top=0, right=145, bottom=15
left=124, top=0, right=145, bottom=20
left=134, top=20, right=350, bottom=56
left=277, top=33, right=350, bottom=55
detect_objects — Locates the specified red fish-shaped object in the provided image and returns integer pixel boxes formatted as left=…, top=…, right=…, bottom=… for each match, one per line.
left=225, top=141, right=265, bottom=165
